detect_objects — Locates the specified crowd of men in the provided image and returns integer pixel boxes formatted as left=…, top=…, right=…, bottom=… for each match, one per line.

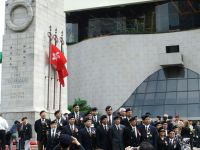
left=0, top=104, right=200, bottom=150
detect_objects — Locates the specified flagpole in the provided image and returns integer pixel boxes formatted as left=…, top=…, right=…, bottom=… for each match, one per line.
left=53, top=28, right=58, bottom=110
left=59, top=31, right=64, bottom=110
left=47, top=25, right=52, bottom=111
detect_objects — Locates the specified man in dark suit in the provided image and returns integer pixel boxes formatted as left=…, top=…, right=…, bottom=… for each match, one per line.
left=60, top=134, right=85, bottom=150
left=139, top=114, right=158, bottom=149
left=46, top=120, right=61, bottom=150
left=123, top=116, right=141, bottom=148
left=166, top=130, right=181, bottom=150
left=157, top=127, right=168, bottom=150
left=109, top=116, right=125, bottom=150
left=78, top=118, right=96, bottom=150
left=121, top=108, right=133, bottom=127
left=96, top=115, right=111, bottom=150
left=105, top=106, right=114, bottom=126
left=90, top=107, right=100, bottom=128
left=163, top=121, right=169, bottom=137
left=19, top=117, right=32, bottom=150
left=69, top=104, right=85, bottom=129
left=62, top=115, right=78, bottom=138
left=54, top=110, right=67, bottom=130
left=34, top=110, right=51, bottom=150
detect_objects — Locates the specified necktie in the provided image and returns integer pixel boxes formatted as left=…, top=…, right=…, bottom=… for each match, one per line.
left=76, top=113, right=79, bottom=120
left=135, top=128, right=137, bottom=138
left=108, top=116, right=111, bottom=125
left=88, top=128, right=91, bottom=136
left=145, top=126, right=148, bottom=132
left=70, top=125, right=73, bottom=131
left=104, top=125, right=107, bottom=131
left=52, top=129, right=55, bottom=138
left=94, top=116, right=96, bottom=122
left=170, top=139, right=173, bottom=145
left=117, top=126, right=119, bottom=131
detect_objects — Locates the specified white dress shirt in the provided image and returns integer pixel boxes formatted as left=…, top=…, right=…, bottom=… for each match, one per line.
left=0, top=116, right=9, bottom=130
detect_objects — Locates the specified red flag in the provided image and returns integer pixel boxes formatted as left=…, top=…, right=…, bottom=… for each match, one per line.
left=58, top=67, right=68, bottom=86
left=50, top=44, right=68, bottom=86
left=50, top=44, right=67, bottom=70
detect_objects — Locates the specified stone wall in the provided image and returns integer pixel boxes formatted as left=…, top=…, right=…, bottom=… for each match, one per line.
left=0, top=0, right=67, bottom=130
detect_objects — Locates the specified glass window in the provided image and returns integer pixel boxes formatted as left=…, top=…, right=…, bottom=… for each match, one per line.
left=177, top=92, right=187, bottom=104
left=123, top=96, right=134, bottom=107
left=151, top=105, right=164, bottom=117
left=121, top=68, right=200, bottom=119
left=165, top=92, right=177, bottom=104
left=157, top=81, right=167, bottom=92
left=177, top=79, right=187, bottom=91
left=175, top=105, right=188, bottom=118
left=134, top=106, right=143, bottom=118
left=188, top=104, right=200, bottom=117
left=155, top=93, right=165, bottom=105
left=188, top=70, right=199, bottom=78
left=148, top=72, right=158, bottom=81
left=188, top=91, right=200, bottom=103
left=167, top=80, right=177, bottom=92
left=67, top=0, right=200, bottom=43
left=164, top=105, right=176, bottom=116
left=146, top=81, right=157, bottom=93
left=144, top=93, right=155, bottom=105
left=158, top=69, right=166, bottom=80
left=137, top=82, right=147, bottom=93
left=188, top=79, right=199, bottom=91
left=142, top=106, right=155, bottom=116
left=135, top=94, right=145, bottom=106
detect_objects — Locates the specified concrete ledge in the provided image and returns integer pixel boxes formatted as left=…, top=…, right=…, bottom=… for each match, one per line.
left=159, top=53, right=183, bottom=67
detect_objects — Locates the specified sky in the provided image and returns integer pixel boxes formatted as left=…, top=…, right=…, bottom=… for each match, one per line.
left=0, top=0, right=5, bottom=103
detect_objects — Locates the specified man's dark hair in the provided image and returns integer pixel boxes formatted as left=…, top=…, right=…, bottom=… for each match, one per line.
left=22, top=117, right=28, bottom=121
left=105, top=106, right=112, bottom=111
left=54, top=110, right=61, bottom=116
left=73, top=103, right=79, bottom=108
left=40, top=110, right=46, bottom=115
left=139, top=142, right=155, bottom=150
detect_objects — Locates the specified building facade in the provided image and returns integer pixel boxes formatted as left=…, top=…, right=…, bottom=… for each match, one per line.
left=65, top=0, right=200, bottom=119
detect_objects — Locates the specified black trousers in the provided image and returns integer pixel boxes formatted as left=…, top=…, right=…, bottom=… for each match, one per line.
left=0, top=130, right=6, bottom=150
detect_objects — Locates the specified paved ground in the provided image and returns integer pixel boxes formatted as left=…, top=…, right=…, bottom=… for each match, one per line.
left=5, top=145, right=200, bottom=150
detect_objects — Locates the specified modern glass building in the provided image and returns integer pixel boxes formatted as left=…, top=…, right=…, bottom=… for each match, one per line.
left=122, top=67, right=200, bottom=118
left=65, top=0, right=200, bottom=119
left=66, top=0, right=200, bottom=44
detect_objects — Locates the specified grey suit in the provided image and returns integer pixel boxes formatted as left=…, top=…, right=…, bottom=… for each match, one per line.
left=109, top=124, right=125, bottom=150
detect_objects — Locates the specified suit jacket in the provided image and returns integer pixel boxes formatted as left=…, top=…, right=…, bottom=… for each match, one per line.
left=96, top=125, right=111, bottom=150
left=78, top=127, right=96, bottom=150
left=109, top=124, right=125, bottom=150
left=20, top=123, right=32, bottom=141
left=92, top=115, right=100, bottom=128
left=46, top=128, right=61, bottom=150
left=157, top=137, right=168, bottom=150
left=61, top=124, right=79, bottom=138
left=166, top=138, right=181, bottom=150
left=139, top=124, right=158, bottom=148
left=107, top=115, right=114, bottom=126
left=123, top=125, right=141, bottom=147
left=34, top=118, right=51, bottom=141
left=56, top=117, right=68, bottom=130
left=121, top=117, right=130, bottom=127
left=69, top=112, right=85, bottom=128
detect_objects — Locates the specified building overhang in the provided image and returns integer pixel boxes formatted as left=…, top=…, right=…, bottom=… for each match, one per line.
left=159, top=53, right=184, bottom=67
left=64, top=0, right=164, bottom=12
